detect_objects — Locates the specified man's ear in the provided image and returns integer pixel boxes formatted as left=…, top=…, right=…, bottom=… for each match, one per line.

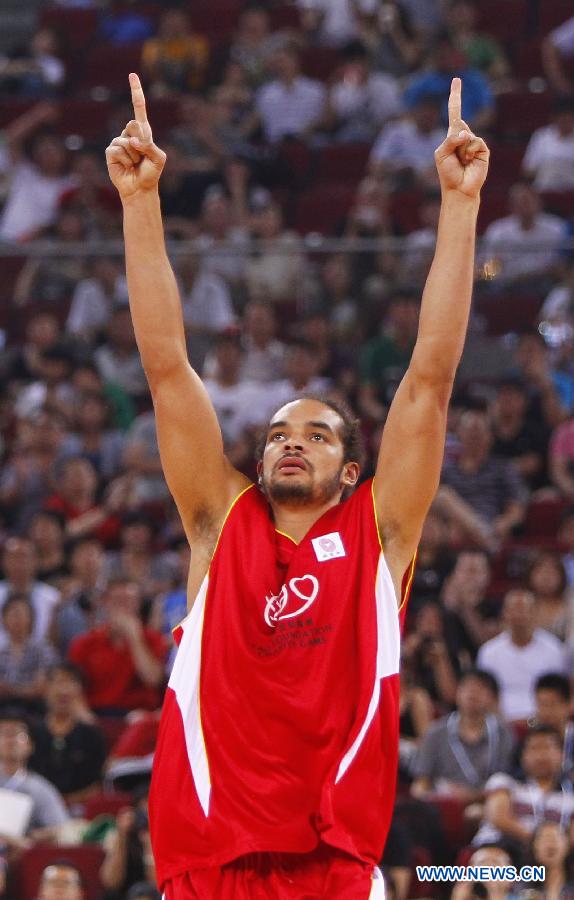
left=342, top=461, right=360, bottom=487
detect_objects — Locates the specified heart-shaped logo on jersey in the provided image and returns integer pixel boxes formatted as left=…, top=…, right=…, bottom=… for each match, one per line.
left=264, top=575, right=319, bottom=627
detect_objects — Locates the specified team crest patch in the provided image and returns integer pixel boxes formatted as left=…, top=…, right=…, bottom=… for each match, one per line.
left=311, top=531, right=346, bottom=562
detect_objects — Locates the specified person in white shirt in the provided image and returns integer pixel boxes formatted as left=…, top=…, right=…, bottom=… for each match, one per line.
left=0, top=538, right=60, bottom=645
left=325, top=40, right=400, bottom=142
left=66, top=258, right=128, bottom=340
left=255, top=44, right=326, bottom=143
left=296, top=0, right=378, bottom=47
left=263, top=340, right=332, bottom=418
left=543, top=16, right=574, bottom=97
left=477, top=589, right=567, bottom=722
left=481, top=182, right=566, bottom=285
left=240, top=302, right=287, bottom=384
left=473, top=725, right=574, bottom=850
left=523, top=97, right=574, bottom=191
left=0, top=104, right=75, bottom=242
left=203, top=332, right=269, bottom=446
left=369, top=94, right=444, bottom=188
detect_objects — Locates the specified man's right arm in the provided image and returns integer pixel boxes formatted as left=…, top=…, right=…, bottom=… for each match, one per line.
left=107, top=75, right=248, bottom=541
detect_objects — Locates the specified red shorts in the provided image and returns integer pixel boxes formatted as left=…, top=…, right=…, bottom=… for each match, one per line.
left=162, top=845, right=385, bottom=899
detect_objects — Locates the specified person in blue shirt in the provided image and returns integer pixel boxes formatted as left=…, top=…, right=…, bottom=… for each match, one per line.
left=404, top=35, right=494, bottom=131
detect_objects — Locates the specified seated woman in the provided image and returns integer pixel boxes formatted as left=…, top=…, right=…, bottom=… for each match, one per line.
left=0, top=595, right=59, bottom=712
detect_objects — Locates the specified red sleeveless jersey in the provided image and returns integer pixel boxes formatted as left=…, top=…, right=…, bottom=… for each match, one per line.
left=149, top=479, right=415, bottom=888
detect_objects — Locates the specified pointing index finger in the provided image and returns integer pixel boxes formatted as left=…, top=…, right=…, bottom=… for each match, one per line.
left=448, top=77, right=462, bottom=132
left=129, top=72, right=148, bottom=125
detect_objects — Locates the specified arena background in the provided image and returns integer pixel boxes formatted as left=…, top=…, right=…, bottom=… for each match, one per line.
left=1, top=1, right=574, bottom=897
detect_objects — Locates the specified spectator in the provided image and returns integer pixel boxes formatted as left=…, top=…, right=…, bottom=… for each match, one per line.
left=411, top=669, right=514, bottom=801
left=65, top=392, right=125, bottom=481
left=44, top=457, right=122, bottom=546
left=227, top=4, right=275, bottom=89
left=314, top=254, right=358, bottom=342
left=59, top=147, right=121, bottom=239
left=68, top=578, right=167, bottom=714
left=402, top=602, right=460, bottom=708
left=13, top=208, right=87, bottom=306
left=264, top=340, right=333, bottom=414
left=141, top=8, right=209, bottom=95
left=532, top=674, right=574, bottom=777
left=369, top=94, right=444, bottom=188
left=0, top=538, right=60, bottom=644
left=550, top=416, right=574, bottom=499
left=36, top=860, right=86, bottom=900
left=397, top=657, right=433, bottom=781
left=0, top=596, right=58, bottom=711
left=158, top=139, right=218, bottom=236
left=490, top=376, right=548, bottom=491
left=481, top=183, right=566, bottom=289
left=0, top=710, right=70, bottom=840
left=13, top=344, right=76, bottom=422
left=104, top=512, right=177, bottom=600
left=0, top=26, right=66, bottom=99
left=296, top=0, right=376, bottom=48
left=179, top=254, right=236, bottom=375
left=473, top=726, right=574, bottom=853
left=239, top=302, right=286, bottom=384
left=29, top=510, right=68, bottom=585
left=540, top=263, right=574, bottom=327
left=446, top=0, right=509, bottom=85
left=409, top=510, right=453, bottom=609
left=194, top=186, right=248, bottom=290
left=36, top=863, right=84, bottom=900
left=0, top=409, right=71, bottom=532
left=526, top=551, right=572, bottom=641
left=513, top=332, right=570, bottom=430
left=542, top=16, right=574, bottom=98
left=345, top=176, right=394, bottom=243
left=324, top=40, right=400, bottom=143
left=66, top=258, right=128, bottom=341
left=94, top=307, right=147, bottom=400
left=403, top=35, right=494, bottom=131
left=477, top=589, right=567, bottom=722
left=439, top=409, right=528, bottom=549
left=53, top=538, right=107, bottom=656
left=559, top=507, right=574, bottom=587
left=397, top=190, right=440, bottom=286
left=255, top=44, right=326, bottom=143
left=29, top=663, right=105, bottom=801
left=523, top=97, right=574, bottom=192
left=441, top=550, right=501, bottom=649
left=125, top=883, right=160, bottom=900
left=153, top=539, right=190, bottom=640
left=100, top=791, right=155, bottom=899
left=522, top=822, right=574, bottom=898
left=359, top=290, right=419, bottom=418
left=203, top=332, right=268, bottom=448
left=122, top=411, right=170, bottom=505
left=0, top=104, right=75, bottom=242
left=245, top=189, right=304, bottom=307
left=0, top=312, right=60, bottom=385
left=450, top=844, right=517, bottom=900
left=363, top=2, right=421, bottom=78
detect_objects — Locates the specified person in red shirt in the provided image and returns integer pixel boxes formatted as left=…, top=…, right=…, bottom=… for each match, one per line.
left=68, top=577, right=167, bottom=714
left=105, top=75, right=489, bottom=898
left=44, top=456, right=124, bottom=546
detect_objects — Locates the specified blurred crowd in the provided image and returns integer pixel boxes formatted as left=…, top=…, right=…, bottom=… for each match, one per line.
left=2, top=0, right=574, bottom=898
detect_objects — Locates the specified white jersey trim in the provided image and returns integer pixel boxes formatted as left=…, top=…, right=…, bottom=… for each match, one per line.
left=168, top=573, right=211, bottom=816
left=335, top=552, right=400, bottom=783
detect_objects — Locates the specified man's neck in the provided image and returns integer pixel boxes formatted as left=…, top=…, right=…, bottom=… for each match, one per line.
left=534, top=774, right=558, bottom=792
left=510, top=630, right=533, bottom=647
left=1, top=761, right=23, bottom=778
left=271, top=497, right=342, bottom=544
left=458, top=712, right=487, bottom=736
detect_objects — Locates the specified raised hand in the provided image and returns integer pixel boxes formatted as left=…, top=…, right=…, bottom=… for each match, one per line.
left=105, top=73, right=166, bottom=200
left=434, top=77, right=489, bottom=199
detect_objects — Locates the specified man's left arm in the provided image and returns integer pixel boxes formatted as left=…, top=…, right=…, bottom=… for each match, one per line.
left=373, top=78, right=490, bottom=592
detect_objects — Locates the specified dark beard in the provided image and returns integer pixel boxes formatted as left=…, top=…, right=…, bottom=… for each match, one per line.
left=264, top=469, right=343, bottom=507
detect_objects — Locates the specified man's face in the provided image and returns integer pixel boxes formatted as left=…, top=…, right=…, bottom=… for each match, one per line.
left=457, top=411, right=492, bottom=456
left=456, top=677, right=494, bottom=718
left=535, top=689, right=570, bottom=731
left=454, top=552, right=490, bottom=591
left=3, top=539, right=36, bottom=583
left=260, top=399, right=357, bottom=507
left=46, top=671, right=82, bottom=713
left=38, top=865, right=83, bottom=900
left=503, top=590, right=535, bottom=636
left=522, top=734, right=562, bottom=781
left=495, top=385, right=527, bottom=419
left=0, top=719, right=32, bottom=768
left=106, top=583, right=141, bottom=617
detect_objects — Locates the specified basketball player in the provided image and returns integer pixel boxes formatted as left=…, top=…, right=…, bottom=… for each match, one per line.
left=106, top=74, right=489, bottom=899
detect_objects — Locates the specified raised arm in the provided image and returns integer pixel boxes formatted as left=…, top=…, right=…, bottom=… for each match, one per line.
left=373, top=78, right=489, bottom=593
left=105, top=74, right=247, bottom=544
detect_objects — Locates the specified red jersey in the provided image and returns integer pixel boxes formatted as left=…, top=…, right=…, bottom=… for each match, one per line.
left=149, top=479, right=414, bottom=888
